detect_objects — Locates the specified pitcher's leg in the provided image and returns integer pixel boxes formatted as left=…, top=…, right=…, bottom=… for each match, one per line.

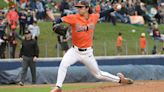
left=56, top=48, right=80, bottom=87
left=81, top=52, right=120, bottom=83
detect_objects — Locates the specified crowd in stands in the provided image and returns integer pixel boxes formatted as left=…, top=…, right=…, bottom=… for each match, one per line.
left=0, top=0, right=41, bottom=58
left=0, top=0, right=164, bottom=58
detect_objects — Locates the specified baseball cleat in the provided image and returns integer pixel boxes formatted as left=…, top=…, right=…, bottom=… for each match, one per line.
left=117, top=73, right=133, bottom=84
left=50, top=86, right=62, bottom=92
left=18, top=81, right=24, bottom=86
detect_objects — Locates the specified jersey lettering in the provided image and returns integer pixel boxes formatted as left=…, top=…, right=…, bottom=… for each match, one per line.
left=76, top=23, right=95, bottom=32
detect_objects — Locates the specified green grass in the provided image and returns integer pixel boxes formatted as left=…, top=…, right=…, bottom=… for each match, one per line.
left=0, top=84, right=98, bottom=92
left=0, top=0, right=8, bottom=9
left=35, top=22, right=164, bottom=57
left=0, top=86, right=50, bottom=92
left=0, top=87, right=50, bottom=92
left=13, top=22, right=164, bottom=57
left=37, top=22, right=56, bottom=57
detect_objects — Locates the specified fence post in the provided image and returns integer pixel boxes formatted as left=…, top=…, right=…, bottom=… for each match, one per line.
left=57, top=43, right=60, bottom=57
left=104, top=41, right=107, bottom=56
left=45, top=42, right=48, bottom=57
left=8, top=43, right=10, bottom=58
left=125, top=40, right=128, bottom=55
left=136, top=41, right=138, bottom=55
left=146, top=41, right=149, bottom=55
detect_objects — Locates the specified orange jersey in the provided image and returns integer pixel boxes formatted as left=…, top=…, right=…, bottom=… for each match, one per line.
left=140, top=37, right=146, bottom=49
left=62, top=13, right=99, bottom=48
left=116, top=36, right=123, bottom=47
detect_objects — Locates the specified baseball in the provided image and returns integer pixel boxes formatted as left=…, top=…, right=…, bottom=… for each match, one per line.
left=131, top=29, right=136, bottom=33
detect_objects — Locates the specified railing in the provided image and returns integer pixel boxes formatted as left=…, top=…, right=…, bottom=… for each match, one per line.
left=2, top=39, right=164, bottom=58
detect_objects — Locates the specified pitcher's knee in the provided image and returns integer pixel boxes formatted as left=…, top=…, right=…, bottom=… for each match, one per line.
left=59, top=63, right=70, bottom=71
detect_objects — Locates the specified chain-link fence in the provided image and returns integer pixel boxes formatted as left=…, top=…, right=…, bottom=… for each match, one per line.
left=2, top=39, right=164, bottom=58
left=38, top=40, right=163, bottom=57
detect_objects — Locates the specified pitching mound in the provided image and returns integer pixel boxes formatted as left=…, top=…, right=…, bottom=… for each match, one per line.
left=65, top=81, right=164, bottom=92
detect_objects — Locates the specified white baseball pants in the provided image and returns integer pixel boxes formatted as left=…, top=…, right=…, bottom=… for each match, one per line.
left=56, top=46, right=120, bottom=87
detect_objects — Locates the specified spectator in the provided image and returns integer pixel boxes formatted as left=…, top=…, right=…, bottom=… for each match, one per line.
left=60, top=0, right=70, bottom=17
left=126, top=3, right=136, bottom=16
left=0, top=35, right=8, bottom=58
left=27, top=0, right=37, bottom=11
left=19, top=0, right=28, bottom=9
left=0, top=16, right=7, bottom=39
left=135, top=2, right=153, bottom=23
left=153, top=28, right=161, bottom=39
left=158, top=4, right=164, bottom=24
left=159, top=43, right=164, bottom=54
left=26, top=9, right=34, bottom=26
left=18, top=31, right=39, bottom=86
left=116, top=32, right=123, bottom=55
left=152, top=28, right=164, bottom=54
left=139, top=33, right=147, bottom=55
left=27, top=21, right=40, bottom=40
left=113, top=3, right=129, bottom=23
left=0, top=16, right=8, bottom=58
left=19, top=9, right=27, bottom=35
left=36, top=0, right=45, bottom=20
left=8, top=32, right=17, bottom=58
left=6, top=6, right=19, bottom=32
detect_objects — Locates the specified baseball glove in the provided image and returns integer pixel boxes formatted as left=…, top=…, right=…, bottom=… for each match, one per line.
left=53, top=24, right=67, bottom=36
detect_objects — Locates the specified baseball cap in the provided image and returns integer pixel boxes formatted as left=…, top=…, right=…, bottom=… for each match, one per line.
left=141, top=33, right=145, bottom=37
left=75, top=0, right=90, bottom=7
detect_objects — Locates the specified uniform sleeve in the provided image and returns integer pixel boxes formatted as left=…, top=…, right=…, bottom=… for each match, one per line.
left=100, top=8, right=114, bottom=18
left=93, top=14, right=100, bottom=24
left=61, top=14, right=76, bottom=25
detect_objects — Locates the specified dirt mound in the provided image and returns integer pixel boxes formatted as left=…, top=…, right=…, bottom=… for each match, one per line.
left=65, top=81, right=164, bottom=92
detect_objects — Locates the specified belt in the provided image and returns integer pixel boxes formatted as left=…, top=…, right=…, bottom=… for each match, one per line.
left=73, top=45, right=87, bottom=51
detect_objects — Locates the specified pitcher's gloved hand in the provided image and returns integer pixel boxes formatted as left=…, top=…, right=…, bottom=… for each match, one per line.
left=53, top=24, right=67, bottom=36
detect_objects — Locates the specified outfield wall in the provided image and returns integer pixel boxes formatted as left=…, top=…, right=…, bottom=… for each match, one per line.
left=0, top=55, right=164, bottom=84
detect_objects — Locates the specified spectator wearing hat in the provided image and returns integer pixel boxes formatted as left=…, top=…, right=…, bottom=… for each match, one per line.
left=18, top=31, right=39, bottom=86
left=116, top=32, right=123, bottom=55
left=27, top=21, right=40, bottom=40
left=139, top=33, right=147, bottom=55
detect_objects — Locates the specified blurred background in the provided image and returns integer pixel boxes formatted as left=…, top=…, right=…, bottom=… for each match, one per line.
left=0, top=0, right=164, bottom=58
